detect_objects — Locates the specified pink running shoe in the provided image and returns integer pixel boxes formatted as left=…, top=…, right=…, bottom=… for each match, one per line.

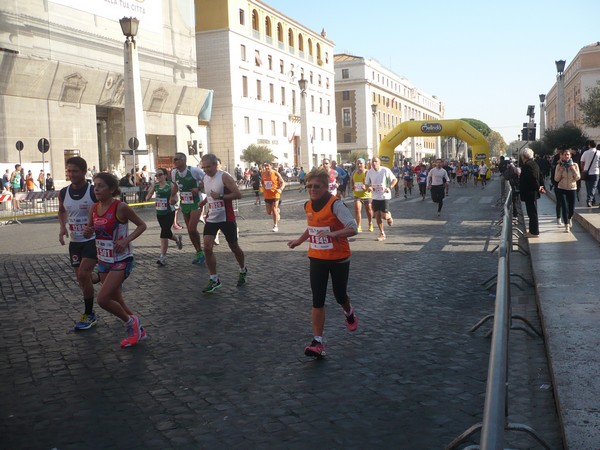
left=345, top=309, right=358, bottom=332
left=304, top=339, right=326, bottom=358
left=120, top=315, right=142, bottom=348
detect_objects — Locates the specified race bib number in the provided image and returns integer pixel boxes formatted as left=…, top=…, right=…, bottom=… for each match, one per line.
left=155, top=198, right=168, bottom=211
left=264, top=181, right=273, bottom=190
left=208, top=199, right=225, bottom=216
left=354, top=182, right=364, bottom=192
left=308, top=226, right=333, bottom=250
left=181, top=191, right=194, bottom=204
left=373, top=184, right=384, bottom=193
left=328, top=182, right=337, bottom=193
left=96, top=240, right=114, bottom=263
left=69, top=223, right=85, bottom=232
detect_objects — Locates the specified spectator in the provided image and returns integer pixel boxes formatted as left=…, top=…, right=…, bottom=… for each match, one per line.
left=519, top=148, right=545, bottom=238
left=38, top=170, right=45, bottom=191
left=45, top=173, right=55, bottom=191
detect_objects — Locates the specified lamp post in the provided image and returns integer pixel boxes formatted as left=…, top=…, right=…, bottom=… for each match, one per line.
left=539, top=94, right=546, bottom=140
left=120, top=17, right=148, bottom=171
left=298, top=75, right=310, bottom=168
left=371, top=104, right=378, bottom=159
left=555, top=59, right=566, bottom=127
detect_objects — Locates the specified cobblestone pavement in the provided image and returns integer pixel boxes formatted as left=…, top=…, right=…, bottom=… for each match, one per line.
left=0, top=178, right=562, bottom=449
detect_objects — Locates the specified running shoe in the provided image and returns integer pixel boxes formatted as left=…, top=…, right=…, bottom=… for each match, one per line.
left=214, top=234, right=220, bottom=245
left=345, top=308, right=358, bottom=332
left=202, top=278, right=222, bottom=293
left=387, top=216, right=394, bottom=226
left=176, top=235, right=183, bottom=250
left=139, top=326, right=147, bottom=341
left=74, top=312, right=98, bottom=331
left=272, top=225, right=278, bottom=232
left=304, top=339, right=325, bottom=358
left=173, top=224, right=183, bottom=230
left=91, top=272, right=101, bottom=284
left=357, top=225, right=362, bottom=233
left=237, top=269, right=248, bottom=286
left=120, top=315, right=142, bottom=348
left=192, top=250, right=206, bottom=264
left=368, top=223, right=374, bottom=232
left=157, top=255, right=166, bottom=266
left=377, top=233, right=386, bottom=241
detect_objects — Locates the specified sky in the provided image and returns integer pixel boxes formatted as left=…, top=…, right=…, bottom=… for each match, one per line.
left=265, top=0, right=599, bottom=144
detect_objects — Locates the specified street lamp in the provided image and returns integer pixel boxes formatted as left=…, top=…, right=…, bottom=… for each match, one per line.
left=298, top=75, right=310, bottom=169
left=371, top=104, right=378, bottom=158
left=555, top=59, right=566, bottom=127
left=539, top=94, right=546, bottom=140
left=410, top=118, right=416, bottom=162
left=119, top=17, right=149, bottom=172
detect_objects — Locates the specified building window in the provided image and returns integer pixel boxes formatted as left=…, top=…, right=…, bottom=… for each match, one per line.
left=258, top=118, right=264, bottom=135
left=292, top=90, right=296, bottom=114
left=288, top=29, right=294, bottom=49
left=239, top=9, right=245, bottom=25
left=344, top=132, right=351, bottom=143
left=342, top=107, right=352, bottom=127
left=319, top=98, right=323, bottom=114
left=309, top=71, right=313, bottom=84
left=244, top=116, right=250, bottom=134
left=280, top=59, right=284, bottom=74
left=282, top=122, right=287, bottom=138
left=342, top=91, right=350, bottom=101
left=255, top=50, right=262, bottom=66
left=242, top=76, right=248, bottom=97
left=269, top=83, right=274, bottom=103
left=310, top=95, right=314, bottom=112
left=320, top=128, right=324, bottom=141
left=277, top=23, right=284, bottom=46
left=265, top=16, right=272, bottom=37
left=271, top=120, right=276, bottom=136
left=252, top=9, right=259, bottom=32
left=256, top=80, right=262, bottom=100
left=329, top=129, right=332, bottom=141
left=327, top=100, right=330, bottom=115
left=318, top=74, right=322, bottom=86
left=268, top=55, right=273, bottom=70
left=342, top=69, right=349, bottom=79
left=281, top=86, right=286, bottom=105
left=241, top=44, right=246, bottom=61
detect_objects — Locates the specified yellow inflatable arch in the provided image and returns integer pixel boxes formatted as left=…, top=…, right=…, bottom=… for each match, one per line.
left=377, top=119, right=490, bottom=171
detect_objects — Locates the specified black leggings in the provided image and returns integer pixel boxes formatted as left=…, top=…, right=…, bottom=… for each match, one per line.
left=157, top=211, right=175, bottom=239
left=309, top=258, right=350, bottom=308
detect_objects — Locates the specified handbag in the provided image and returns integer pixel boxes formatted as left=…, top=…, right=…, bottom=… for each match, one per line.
left=582, top=151, right=597, bottom=181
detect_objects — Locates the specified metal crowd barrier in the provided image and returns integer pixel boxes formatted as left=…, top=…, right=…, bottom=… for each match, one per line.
left=446, top=185, right=553, bottom=450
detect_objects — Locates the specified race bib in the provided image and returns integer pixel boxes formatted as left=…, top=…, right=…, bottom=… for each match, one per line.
left=354, top=182, right=364, bottom=192
left=181, top=191, right=194, bottom=204
left=264, top=181, right=273, bottom=190
left=308, top=226, right=333, bottom=250
left=96, top=240, right=114, bottom=263
left=156, top=198, right=168, bottom=211
left=373, top=184, right=384, bottom=193
left=69, top=223, right=85, bottom=232
left=208, top=199, right=225, bottom=215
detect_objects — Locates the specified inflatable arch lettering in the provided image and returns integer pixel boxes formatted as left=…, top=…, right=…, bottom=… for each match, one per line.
left=377, top=119, right=490, bottom=175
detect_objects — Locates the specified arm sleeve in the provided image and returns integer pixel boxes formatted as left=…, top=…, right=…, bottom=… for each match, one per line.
left=332, top=201, right=357, bottom=230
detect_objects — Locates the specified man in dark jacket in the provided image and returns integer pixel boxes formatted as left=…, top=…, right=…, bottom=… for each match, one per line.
left=519, top=147, right=545, bottom=237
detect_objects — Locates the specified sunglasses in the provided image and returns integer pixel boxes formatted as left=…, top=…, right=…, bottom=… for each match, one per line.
left=306, top=184, right=324, bottom=189
left=156, top=173, right=164, bottom=176
left=173, top=158, right=181, bottom=162
left=201, top=165, right=212, bottom=169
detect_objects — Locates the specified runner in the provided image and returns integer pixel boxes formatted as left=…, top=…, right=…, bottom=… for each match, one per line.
left=83, top=172, right=147, bottom=348
left=198, top=153, right=247, bottom=294
left=351, top=158, right=373, bottom=232
left=261, top=161, right=285, bottom=232
left=145, top=168, right=183, bottom=266
left=287, top=168, right=358, bottom=358
left=365, top=157, right=397, bottom=241
left=427, top=158, right=450, bottom=217
left=58, top=156, right=99, bottom=330
left=321, top=158, right=340, bottom=196
left=171, top=152, right=206, bottom=264
left=417, top=163, right=428, bottom=200
left=401, top=161, right=413, bottom=198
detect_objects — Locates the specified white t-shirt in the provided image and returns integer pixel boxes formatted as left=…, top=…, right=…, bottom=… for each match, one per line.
left=580, top=149, right=600, bottom=175
left=365, top=167, right=396, bottom=200
left=427, top=167, right=449, bottom=186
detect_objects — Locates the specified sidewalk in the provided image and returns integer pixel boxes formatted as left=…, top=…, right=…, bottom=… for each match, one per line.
left=527, top=191, right=600, bottom=450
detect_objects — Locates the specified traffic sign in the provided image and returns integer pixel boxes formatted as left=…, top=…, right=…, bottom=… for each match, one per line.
left=37, top=138, right=50, bottom=154
left=128, top=137, right=139, bottom=150
left=15, top=141, right=24, bottom=151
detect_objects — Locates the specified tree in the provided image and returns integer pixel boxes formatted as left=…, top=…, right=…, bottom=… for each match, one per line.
left=348, top=150, right=369, bottom=163
left=240, top=144, right=275, bottom=166
left=543, top=123, right=588, bottom=153
left=486, top=130, right=507, bottom=159
left=580, top=81, right=600, bottom=128
left=461, top=118, right=492, bottom=137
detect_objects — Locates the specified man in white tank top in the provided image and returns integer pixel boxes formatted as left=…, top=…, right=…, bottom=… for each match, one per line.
left=198, top=153, right=247, bottom=294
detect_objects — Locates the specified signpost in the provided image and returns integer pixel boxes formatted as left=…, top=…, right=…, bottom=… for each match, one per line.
left=121, top=137, right=148, bottom=178
left=15, top=140, right=23, bottom=166
left=37, top=138, right=50, bottom=187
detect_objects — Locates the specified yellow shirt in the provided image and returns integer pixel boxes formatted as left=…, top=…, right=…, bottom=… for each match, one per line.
left=352, top=170, right=371, bottom=199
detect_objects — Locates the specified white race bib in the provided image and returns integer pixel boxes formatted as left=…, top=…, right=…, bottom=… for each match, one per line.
left=308, top=226, right=333, bottom=250
left=181, top=191, right=194, bottom=204
left=156, top=198, right=168, bottom=211
left=96, top=240, right=115, bottom=263
left=264, top=181, right=273, bottom=190
left=354, top=182, right=364, bottom=192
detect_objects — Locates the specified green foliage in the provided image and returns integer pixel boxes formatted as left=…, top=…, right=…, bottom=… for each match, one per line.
left=460, top=118, right=492, bottom=137
left=348, top=150, right=370, bottom=163
left=486, top=130, right=507, bottom=158
left=580, top=81, right=600, bottom=128
left=542, top=123, right=588, bottom=153
left=240, top=144, right=275, bottom=166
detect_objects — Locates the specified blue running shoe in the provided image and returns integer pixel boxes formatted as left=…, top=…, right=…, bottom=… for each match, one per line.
left=74, top=312, right=98, bottom=331
left=192, top=250, right=206, bottom=264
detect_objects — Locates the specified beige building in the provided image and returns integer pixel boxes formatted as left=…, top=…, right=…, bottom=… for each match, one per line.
left=545, top=42, right=600, bottom=142
left=195, top=0, right=336, bottom=171
left=0, top=0, right=211, bottom=185
left=334, top=54, right=445, bottom=163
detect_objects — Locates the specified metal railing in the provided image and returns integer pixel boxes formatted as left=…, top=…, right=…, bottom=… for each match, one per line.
left=446, top=185, right=553, bottom=450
